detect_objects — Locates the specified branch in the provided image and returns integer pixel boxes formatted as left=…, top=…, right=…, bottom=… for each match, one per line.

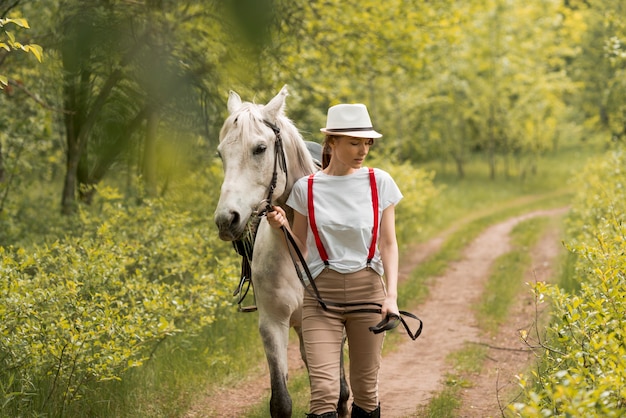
left=1, top=0, right=20, bottom=19
left=75, top=31, right=151, bottom=154
left=7, top=78, right=74, bottom=114
left=467, top=341, right=533, bottom=353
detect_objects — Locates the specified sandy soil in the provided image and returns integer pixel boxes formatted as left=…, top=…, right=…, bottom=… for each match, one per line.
left=186, top=207, right=568, bottom=418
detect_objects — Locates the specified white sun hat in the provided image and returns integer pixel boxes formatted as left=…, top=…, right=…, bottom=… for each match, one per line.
left=320, top=103, right=382, bottom=138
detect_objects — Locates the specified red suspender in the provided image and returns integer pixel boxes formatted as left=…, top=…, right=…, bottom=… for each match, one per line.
left=307, top=173, right=330, bottom=265
left=367, top=168, right=379, bottom=265
left=307, top=168, right=379, bottom=267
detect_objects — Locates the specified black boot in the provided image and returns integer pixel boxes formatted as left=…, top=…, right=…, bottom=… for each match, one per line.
left=351, top=403, right=380, bottom=418
left=306, top=412, right=338, bottom=418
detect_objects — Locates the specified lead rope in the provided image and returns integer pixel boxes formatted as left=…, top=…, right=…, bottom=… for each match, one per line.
left=280, top=223, right=422, bottom=340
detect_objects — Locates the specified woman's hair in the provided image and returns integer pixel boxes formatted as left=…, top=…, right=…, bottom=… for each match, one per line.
left=321, top=135, right=375, bottom=169
left=321, top=135, right=336, bottom=169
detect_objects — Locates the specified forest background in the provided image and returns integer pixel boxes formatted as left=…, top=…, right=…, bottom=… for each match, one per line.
left=0, top=0, right=625, bottom=416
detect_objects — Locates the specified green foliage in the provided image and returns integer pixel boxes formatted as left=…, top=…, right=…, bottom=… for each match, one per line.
left=0, top=167, right=240, bottom=414
left=511, top=150, right=626, bottom=416
left=372, top=156, right=440, bottom=246
left=0, top=17, right=42, bottom=87
left=567, top=0, right=626, bottom=143
left=417, top=384, right=463, bottom=418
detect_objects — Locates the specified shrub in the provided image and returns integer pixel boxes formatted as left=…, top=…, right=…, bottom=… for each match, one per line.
left=0, top=170, right=239, bottom=413
left=511, top=150, right=626, bottom=416
left=373, top=158, right=440, bottom=245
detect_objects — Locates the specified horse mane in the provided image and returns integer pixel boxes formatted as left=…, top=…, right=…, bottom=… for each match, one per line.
left=275, top=114, right=318, bottom=181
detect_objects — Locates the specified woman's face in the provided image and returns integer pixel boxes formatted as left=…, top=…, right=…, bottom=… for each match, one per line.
left=330, top=136, right=374, bottom=170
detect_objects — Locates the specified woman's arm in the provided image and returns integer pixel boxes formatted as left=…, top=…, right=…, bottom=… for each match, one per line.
left=267, top=206, right=308, bottom=259
left=379, top=204, right=400, bottom=318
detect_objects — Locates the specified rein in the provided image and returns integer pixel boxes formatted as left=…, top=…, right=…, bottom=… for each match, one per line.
left=234, top=119, right=422, bottom=340
left=280, top=225, right=422, bottom=340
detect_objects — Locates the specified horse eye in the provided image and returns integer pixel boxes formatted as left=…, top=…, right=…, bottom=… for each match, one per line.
left=253, top=144, right=267, bottom=156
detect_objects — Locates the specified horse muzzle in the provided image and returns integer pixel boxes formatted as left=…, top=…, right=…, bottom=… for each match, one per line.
left=214, top=209, right=247, bottom=241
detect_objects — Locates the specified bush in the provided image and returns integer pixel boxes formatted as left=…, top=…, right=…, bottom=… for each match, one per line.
left=511, top=150, right=626, bottom=416
left=372, top=158, right=440, bottom=245
left=0, top=169, right=240, bottom=414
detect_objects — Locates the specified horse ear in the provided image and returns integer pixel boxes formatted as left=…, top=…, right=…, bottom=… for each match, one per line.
left=228, top=90, right=243, bottom=114
left=262, top=85, right=288, bottom=122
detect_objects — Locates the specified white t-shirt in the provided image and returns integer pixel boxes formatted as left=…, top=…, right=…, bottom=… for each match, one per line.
left=287, top=167, right=403, bottom=279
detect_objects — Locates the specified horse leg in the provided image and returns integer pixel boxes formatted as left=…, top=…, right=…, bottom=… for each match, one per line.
left=259, top=318, right=292, bottom=418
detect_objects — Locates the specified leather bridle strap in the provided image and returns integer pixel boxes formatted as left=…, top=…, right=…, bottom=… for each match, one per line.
left=231, top=119, right=286, bottom=313
left=260, top=120, right=287, bottom=215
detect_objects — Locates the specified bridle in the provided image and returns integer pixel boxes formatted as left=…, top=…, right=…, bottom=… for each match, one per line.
left=233, top=119, right=423, bottom=340
left=231, top=119, right=286, bottom=312
left=258, top=120, right=287, bottom=216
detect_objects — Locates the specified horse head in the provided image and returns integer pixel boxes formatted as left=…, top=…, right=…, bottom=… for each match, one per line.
left=214, top=85, right=315, bottom=241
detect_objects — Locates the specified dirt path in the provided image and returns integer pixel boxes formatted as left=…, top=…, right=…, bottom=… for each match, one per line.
left=379, top=207, right=567, bottom=417
left=186, top=207, right=568, bottom=417
left=458, top=217, right=563, bottom=417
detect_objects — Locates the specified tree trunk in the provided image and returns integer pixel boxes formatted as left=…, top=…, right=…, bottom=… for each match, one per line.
left=143, top=109, right=158, bottom=197
left=488, top=109, right=496, bottom=180
left=61, top=142, right=80, bottom=215
left=0, top=139, right=4, bottom=183
left=453, top=154, right=465, bottom=179
left=61, top=76, right=82, bottom=215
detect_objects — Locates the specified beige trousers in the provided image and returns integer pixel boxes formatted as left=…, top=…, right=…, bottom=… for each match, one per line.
left=303, top=268, right=386, bottom=414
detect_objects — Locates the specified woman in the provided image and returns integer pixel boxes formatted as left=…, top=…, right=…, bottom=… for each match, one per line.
left=267, top=103, right=402, bottom=418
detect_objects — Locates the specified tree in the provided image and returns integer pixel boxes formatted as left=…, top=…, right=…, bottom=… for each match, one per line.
left=575, top=1, right=626, bottom=143
left=56, top=0, right=230, bottom=213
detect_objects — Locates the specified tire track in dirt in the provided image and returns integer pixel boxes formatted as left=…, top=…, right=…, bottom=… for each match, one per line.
left=186, top=206, right=568, bottom=417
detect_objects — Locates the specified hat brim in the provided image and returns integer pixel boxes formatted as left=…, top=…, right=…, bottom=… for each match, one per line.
left=320, top=128, right=382, bottom=139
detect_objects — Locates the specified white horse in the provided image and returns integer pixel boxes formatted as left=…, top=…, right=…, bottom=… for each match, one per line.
left=214, top=86, right=350, bottom=417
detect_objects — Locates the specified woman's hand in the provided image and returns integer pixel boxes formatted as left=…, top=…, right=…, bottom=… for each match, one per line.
left=266, top=206, right=287, bottom=229
left=381, top=294, right=400, bottom=320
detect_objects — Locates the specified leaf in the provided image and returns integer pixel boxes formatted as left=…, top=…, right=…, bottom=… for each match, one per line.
left=4, top=18, right=30, bottom=28
left=24, top=44, right=43, bottom=62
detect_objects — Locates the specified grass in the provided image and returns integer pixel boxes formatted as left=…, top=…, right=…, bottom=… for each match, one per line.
left=475, top=216, right=552, bottom=333
left=416, top=344, right=488, bottom=418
